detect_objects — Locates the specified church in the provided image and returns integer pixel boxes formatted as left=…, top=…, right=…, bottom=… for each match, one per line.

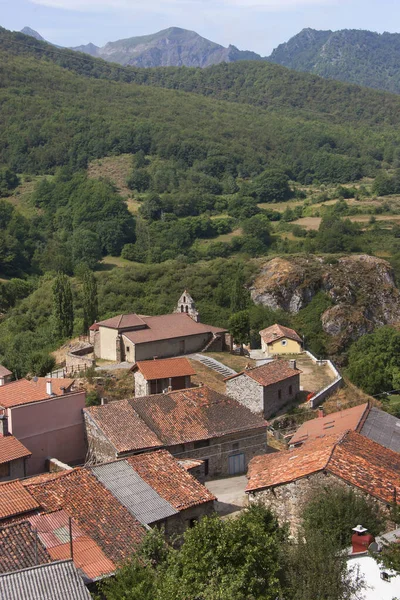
left=89, top=291, right=230, bottom=363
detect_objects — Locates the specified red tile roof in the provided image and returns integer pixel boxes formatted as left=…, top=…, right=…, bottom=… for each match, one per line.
left=123, top=313, right=226, bottom=345
left=290, top=403, right=369, bottom=446
left=0, top=436, right=31, bottom=464
left=0, top=378, right=75, bottom=409
left=259, top=324, right=302, bottom=344
left=225, top=360, right=300, bottom=386
left=0, top=365, right=12, bottom=378
left=97, top=314, right=147, bottom=330
left=132, top=357, right=196, bottom=381
left=125, top=450, right=215, bottom=511
left=0, top=481, right=40, bottom=520
left=29, top=510, right=115, bottom=581
left=0, top=521, right=51, bottom=573
left=85, top=386, right=267, bottom=453
left=24, top=468, right=146, bottom=565
left=85, top=399, right=163, bottom=453
left=246, top=431, right=400, bottom=505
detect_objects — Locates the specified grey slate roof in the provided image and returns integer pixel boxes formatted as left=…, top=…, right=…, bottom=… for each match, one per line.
left=360, top=407, right=400, bottom=453
left=0, top=560, right=91, bottom=600
left=91, top=460, right=178, bottom=525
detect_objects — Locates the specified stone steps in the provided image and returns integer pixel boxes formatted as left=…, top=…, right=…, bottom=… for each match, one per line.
left=191, top=354, right=236, bottom=379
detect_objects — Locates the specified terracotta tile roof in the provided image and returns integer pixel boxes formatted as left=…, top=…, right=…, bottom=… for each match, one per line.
left=29, top=510, right=115, bottom=581
left=97, top=314, right=147, bottom=330
left=0, top=481, right=40, bottom=520
left=89, top=323, right=99, bottom=331
left=328, top=431, right=400, bottom=505
left=290, top=403, right=369, bottom=446
left=85, top=399, right=163, bottom=453
left=132, top=357, right=196, bottom=381
left=259, top=324, right=302, bottom=344
left=125, top=450, right=216, bottom=511
left=246, top=434, right=339, bottom=492
left=0, top=436, right=31, bottom=464
left=0, top=521, right=51, bottom=573
left=0, top=378, right=75, bottom=409
left=122, top=313, right=226, bottom=345
left=131, top=385, right=267, bottom=446
left=225, top=360, right=301, bottom=385
left=0, top=365, right=12, bottom=378
left=24, top=468, right=146, bottom=565
left=246, top=430, right=400, bottom=505
left=178, top=459, right=204, bottom=471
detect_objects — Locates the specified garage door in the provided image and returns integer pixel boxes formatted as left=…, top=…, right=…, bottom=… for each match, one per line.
left=228, top=453, right=245, bottom=475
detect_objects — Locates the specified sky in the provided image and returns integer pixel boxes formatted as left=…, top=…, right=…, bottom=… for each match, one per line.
left=1, top=0, right=400, bottom=55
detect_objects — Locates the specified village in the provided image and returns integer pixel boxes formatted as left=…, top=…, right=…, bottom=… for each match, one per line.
left=0, top=290, right=399, bottom=598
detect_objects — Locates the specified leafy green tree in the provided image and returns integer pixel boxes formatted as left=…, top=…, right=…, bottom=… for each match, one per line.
left=82, top=269, right=98, bottom=334
left=242, top=214, right=272, bottom=247
left=230, top=271, right=250, bottom=312
left=347, top=326, right=400, bottom=394
left=0, top=168, right=19, bottom=197
left=85, top=390, right=101, bottom=407
left=229, top=310, right=250, bottom=347
left=127, top=168, right=151, bottom=192
left=28, top=351, right=56, bottom=377
left=52, top=273, right=74, bottom=339
left=252, top=169, right=293, bottom=203
left=72, top=229, right=102, bottom=269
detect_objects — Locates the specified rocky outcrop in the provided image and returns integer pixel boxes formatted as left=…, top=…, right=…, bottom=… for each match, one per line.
left=251, top=255, right=400, bottom=348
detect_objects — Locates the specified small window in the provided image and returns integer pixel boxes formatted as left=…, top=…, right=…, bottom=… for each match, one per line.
left=281, top=339, right=287, bottom=346
left=278, top=389, right=282, bottom=400
left=183, top=296, right=186, bottom=303
left=194, top=439, right=210, bottom=449
left=232, top=442, right=239, bottom=451
left=126, top=346, right=130, bottom=353
left=204, top=459, right=209, bottom=476
left=289, top=385, right=293, bottom=395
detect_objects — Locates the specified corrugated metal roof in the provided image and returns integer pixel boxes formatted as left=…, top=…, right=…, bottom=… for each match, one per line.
left=91, top=461, right=178, bottom=525
left=0, top=559, right=91, bottom=600
left=360, top=407, right=400, bottom=453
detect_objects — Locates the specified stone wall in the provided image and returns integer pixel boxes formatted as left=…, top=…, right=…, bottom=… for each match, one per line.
left=263, top=374, right=300, bottom=418
left=225, top=375, right=263, bottom=415
left=84, top=411, right=118, bottom=464
left=132, top=333, right=213, bottom=362
left=162, top=502, right=215, bottom=539
left=0, top=457, right=27, bottom=482
left=248, top=471, right=392, bottom=536
left=134, top=371, right=149, bottom=397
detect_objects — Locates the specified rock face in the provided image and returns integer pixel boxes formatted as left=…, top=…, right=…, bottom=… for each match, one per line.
left=71, top=27, right=264, bottom=68
left=251, top=255, right=400, bottom=348
left=20, top=27, right=45, bottom=42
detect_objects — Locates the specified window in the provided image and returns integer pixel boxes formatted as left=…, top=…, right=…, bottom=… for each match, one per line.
left=183, top=296, right=186, bottom=303
left=232, top=442, right=239, bottom=451
left=126, top=346, right=130, bottom=353
left=185, top=306, right=189, bottom=313
left=0, top=462, right=10, bottom=478
left=204, top=459, right=209, bottom=476
left=194, top=439, right=210, bottom=449
left=278, top=389, right=282, bottom=400
left=189, top=517, right=198, bottom=528
left=281, top=339, right=287, bottom=346
left=289, top=385, right=293, bottom=395
left=181, top=305, right=184, bottom=312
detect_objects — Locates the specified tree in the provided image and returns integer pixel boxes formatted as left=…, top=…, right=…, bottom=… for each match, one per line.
left=82, top=268, right=98, bottom=334
left=52, top=273, right=74, bottom=339
left=252, top=169, right=293, bottom=203
left=72, top=228, right=102, bottom=269
left=28, top=351, right=56, bottom=377
left=229, top=310, right=250, bottom=347
left=230, top=271, right=250, bottom=312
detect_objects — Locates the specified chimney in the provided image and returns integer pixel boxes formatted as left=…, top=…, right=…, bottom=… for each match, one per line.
left=100, top=397, right=105, bottom=405
left=46, top=380, right=52, bottom=396
left=60, top=386, right=66, bottom=395
left=289, top=359, right=296, bottom=370
left=168, top=385, right=172, bottom=392
left=318, top=407, right=324, bottom=418
left=0, top=415, right=8, bottom=437
left=351, top=525, right=375, bottom=555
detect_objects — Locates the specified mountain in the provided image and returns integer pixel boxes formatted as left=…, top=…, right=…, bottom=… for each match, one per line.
left=69, top=26, right=264, bottom=67
left=20, top=26, right=46, bottom=42
left=268, top=28, right=400, bottom=94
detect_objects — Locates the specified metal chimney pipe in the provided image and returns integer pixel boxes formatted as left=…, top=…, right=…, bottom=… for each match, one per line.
left=46, top=380, right=52, bottom=396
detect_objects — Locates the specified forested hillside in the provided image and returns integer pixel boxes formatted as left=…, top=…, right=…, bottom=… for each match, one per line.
left=268, top=28, right=400, bottom=95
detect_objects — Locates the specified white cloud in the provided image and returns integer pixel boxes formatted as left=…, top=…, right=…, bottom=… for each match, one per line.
left=29, top=0, right=339, bottom=12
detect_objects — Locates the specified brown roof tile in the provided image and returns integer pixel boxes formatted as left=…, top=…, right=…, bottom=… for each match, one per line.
left=0, top=521, right=51, bottom=573
left=0, top=378, right=75, bottom=409
left=131, top=386, right=267, bottom=446
left=259, top=324, right=302, bottom=344
left=132, top=357, right=196, bottom=381
left=0, top=481, right=40, bottom=520
left=0, top=436, right=31, bottom=465
left=225, top=360, right=300, bottom=386
left=97, top=314, right=147, bottom=330
left=125, top=450, right=215, bottom=511
left=24, top=468, right=146, bottom=565
left=290, top=403, right=369, bottom=446
left=123, top=313, right=226, bottom=345
left=85, top=399, right=163, bottom=453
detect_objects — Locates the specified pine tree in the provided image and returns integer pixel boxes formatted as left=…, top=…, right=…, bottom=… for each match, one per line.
left=82, top=269, right=98, bottom=334
left=52, top=273, right=74, bottom=339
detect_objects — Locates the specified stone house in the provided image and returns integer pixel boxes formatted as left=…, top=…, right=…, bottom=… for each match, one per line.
left=131, top=357, right=196, bottom=397
left=225, top=359, right=301, bottom=419
left=259, top=324, right=302, bottom=356
left=246, top=430, right=400, bottom=535
left=0, top=378, right=86, bottom=475
left=84, top=385, right=269, bottom=478
left=90, top=312, right=228, bottom=363
left=0, top=365, right=12, bottom=387
left=0, top=428, right=31, bottom=481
